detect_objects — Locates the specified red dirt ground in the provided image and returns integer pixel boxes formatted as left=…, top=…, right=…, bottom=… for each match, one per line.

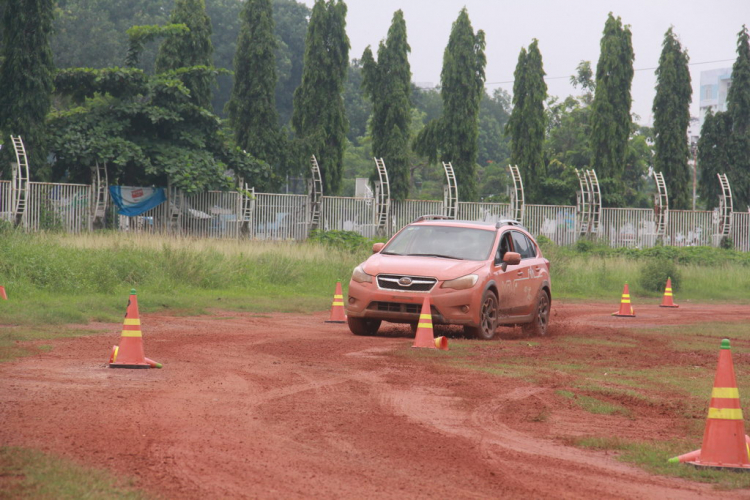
left=2, top=301, right=750, bottom=499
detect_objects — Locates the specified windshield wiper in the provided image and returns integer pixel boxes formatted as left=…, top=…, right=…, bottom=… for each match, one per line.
left=380, top=251, right=402, bottom=255
left=408, top=253, right=461, bottom=260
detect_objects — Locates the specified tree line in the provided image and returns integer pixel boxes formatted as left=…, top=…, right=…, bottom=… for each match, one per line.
left=0, top=0, right=748, bottom=210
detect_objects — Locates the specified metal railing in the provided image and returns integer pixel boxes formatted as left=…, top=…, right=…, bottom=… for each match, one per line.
left=3, top=178, right=750, bottom=252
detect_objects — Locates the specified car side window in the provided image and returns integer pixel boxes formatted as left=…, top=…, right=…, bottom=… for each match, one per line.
left=511, top=231, right=535, bottom=260
left=495, top=232, right=512, bottom=262
left=523, top=234, right=538, bottom=258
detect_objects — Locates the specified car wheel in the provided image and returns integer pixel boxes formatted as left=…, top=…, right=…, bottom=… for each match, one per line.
left=522, top=289, right=550, bottom=336
left=348, top=317, right=382, bottom=336
left=464, top=290, right=499, bottom=340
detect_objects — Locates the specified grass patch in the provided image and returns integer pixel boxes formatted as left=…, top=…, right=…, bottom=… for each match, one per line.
left=0, top=446, right=150, bottom=499
left=0, top=326, right=108, bottom=363
left=555, top=390, right=631, bottom=416
left=571, top=437, right=750, bottom=489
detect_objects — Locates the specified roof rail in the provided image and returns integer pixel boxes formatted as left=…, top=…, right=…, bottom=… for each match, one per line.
left=413, top=214, right=454, bottom=223
left=495, top=219, right=525, bottom=229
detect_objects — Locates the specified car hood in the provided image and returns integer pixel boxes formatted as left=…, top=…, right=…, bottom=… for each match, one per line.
left=362, top=254, right=485, bottom=281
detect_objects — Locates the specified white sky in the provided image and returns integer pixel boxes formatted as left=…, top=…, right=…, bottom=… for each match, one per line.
left=300, top=0, right=749, bottom=125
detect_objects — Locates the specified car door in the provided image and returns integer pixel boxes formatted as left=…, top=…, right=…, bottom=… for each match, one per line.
left=490, top=231, right=517, bottom=316
left=510, top=231, right=541, bottom=315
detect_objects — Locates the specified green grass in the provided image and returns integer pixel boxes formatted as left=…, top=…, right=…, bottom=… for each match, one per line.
left=0, top=446, right=150, bottom=499
left=555, top=389, right=631, bottom=416
left=571, top=437, right=750, bottom=489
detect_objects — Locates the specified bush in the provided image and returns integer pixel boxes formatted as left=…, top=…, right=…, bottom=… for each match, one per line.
left=308, top=229, right=383, bottom=253
left=638, top=259, right=681, bottom=293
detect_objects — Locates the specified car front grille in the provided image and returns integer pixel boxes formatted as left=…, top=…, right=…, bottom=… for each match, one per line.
left=377, top=274, right=437, bottom=292
left=371, top=301, right=423, bottom=314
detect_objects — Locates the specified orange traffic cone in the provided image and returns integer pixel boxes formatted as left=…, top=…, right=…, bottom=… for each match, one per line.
left=659, top=277, right=679, bottom=308
left=0, top=285, right=6, bottom=300
left=110, top=345, right=162, bottom=368
left=109, top=289, right=160, bottom=369
left=325, top=282, right=347, bottom=323
left=612, top=283, right=635, bottom=317
left=434, top=336, right=449, bottom=351
left=669, top=339, right=750, bottom=470
left=412, top=297, right=437, bottom=349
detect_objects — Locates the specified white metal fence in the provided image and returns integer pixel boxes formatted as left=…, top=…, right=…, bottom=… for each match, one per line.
left=3, top=179, right=750, bottom=252
left=0, top=180, right=10, bottom=222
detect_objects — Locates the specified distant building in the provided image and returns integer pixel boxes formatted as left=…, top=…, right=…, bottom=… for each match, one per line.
left=698, top=68, right=732, bottom=131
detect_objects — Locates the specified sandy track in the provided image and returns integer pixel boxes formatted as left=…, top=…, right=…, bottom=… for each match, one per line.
left=2, top=302, right=749, bottom=498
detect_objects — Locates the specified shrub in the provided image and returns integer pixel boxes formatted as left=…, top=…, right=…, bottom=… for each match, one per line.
left=638, top=259, right=681, bottom=293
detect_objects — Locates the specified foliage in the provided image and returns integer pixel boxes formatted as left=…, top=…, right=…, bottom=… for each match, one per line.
left=638, top=259, right=681, bottom=292
left=697, top=109, right=731, bottom=209
left=226, top=0, right=285, bottom=180
left=308, top=229, right=383, bottom=253
left=125, top=24, right=189, bottom=68
left=361, top=10, right=412, bottom=201
left=155, top=0, right=216, bottom=110
left=653, top=27, right=692, bottom=209
left=589, top=13, right=634, bottom=206
left=505, top=39, right=547, bottom=203
left=48, top=67, right=273, bottom=192
left=477, top=88, right=511, bottom=177
left=344, top=58, right=371, bottom=143
left=0, top=0, right=55, bottom=180
left=273, top=0, right=310, bottom=127
left=413, top=8, right=486, bottom=201
left=292, top=0, right=350, bottom=194
left=725, top=25, right=750, bottom=210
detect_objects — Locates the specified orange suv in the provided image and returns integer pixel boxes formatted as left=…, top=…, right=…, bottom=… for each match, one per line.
left=345, top=215, right=551, bottom=340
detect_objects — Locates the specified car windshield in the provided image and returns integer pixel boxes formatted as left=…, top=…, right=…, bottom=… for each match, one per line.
left=383, top=225, right=495, bottom=261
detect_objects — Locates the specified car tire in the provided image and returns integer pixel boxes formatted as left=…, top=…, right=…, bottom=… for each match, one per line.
left=522, top=289, right=550, bottom=336
left=463, top=289, right=499, bottom=340
left=348, top=317, right=382, bottom=336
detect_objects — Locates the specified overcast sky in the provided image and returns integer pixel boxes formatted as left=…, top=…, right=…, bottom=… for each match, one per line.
left=300, top=0, right=749, bottom=126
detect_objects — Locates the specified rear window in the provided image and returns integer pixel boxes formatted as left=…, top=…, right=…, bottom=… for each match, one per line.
left=383, top=225, right=495, bottom=261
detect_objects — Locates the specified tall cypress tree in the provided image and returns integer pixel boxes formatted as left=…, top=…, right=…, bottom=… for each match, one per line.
left=653, top=27, right=692, bottom=209
left=226, top=0, right=282, bottom=168
left=155, top=0, right=215, bottom=109
left=726, top=25, right=750, bottom=209
left=505, top=39, right=547, bottom=203
left=361, top=10, right=411, bottom=201
left=292, top=0, right=350, bottom=194
left=697, top=109, right=732, bottom=209
left=0, top=0, right=55, bottom=178
left=413, top=8, right=486, bottom=201
left=590, top=13, right=634, bottom=206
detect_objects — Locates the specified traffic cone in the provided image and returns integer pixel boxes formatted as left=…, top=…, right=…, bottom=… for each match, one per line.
left=434, top=336, right=449, bottom=351
left=612, top=283, right=635, bottom=317
left=659, top=277, right=679, bottom=308
left=0, top=285, right=6, bottom=300
left=668, top=339, right=750, bottom=470
left=109, top=289, right=160, bottom=369
left=325, top=282, right=346, bottom=323
left=412, top=297, right=437, bottom=349
left=110, top=345, right=162, bottom=368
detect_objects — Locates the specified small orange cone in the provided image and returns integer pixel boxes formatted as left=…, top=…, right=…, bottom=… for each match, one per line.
left=612, top=283, right=635, bottom=317
left=659, top=277, right=679, bottom=308
left=669, top=339, right=750, bottom=470
left=412, top=297, right=437, bottom=349
left=325, top=282, right=347, bottom=323
left=0, top=285, right=6, bottom=300
left=434, top=336, right=449, bottom=351
left=109, top=289, right=160, bottom=369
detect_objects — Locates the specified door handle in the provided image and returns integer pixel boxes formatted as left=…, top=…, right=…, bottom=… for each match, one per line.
left=517, top=271, right=524, bottom=276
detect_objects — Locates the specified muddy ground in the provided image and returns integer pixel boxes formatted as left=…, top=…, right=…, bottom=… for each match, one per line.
left=2, top=301, right=750, bottom=499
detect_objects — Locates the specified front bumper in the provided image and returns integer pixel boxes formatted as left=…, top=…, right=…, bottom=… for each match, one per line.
left=345, top=279, right=479, bottom=326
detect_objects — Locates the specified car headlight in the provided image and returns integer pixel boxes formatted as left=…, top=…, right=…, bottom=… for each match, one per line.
left=351, top=265, right=373, bottom=283
left=441, top=274, right=478, bottom=290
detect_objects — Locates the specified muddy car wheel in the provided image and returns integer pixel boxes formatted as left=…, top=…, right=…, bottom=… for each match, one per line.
left=523, top=289, right=550, bottom=336
left=463, top=290, right=498, bottom=340
left=348, top=317, right=382, bottom=336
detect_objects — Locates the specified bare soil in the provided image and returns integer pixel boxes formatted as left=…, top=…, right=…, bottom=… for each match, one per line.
left=2, top=301, right=750, bottom=499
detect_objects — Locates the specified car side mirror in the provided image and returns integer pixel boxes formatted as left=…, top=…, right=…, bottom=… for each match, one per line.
left=503, top=252, right=521, bottom=266
left=372, top=242, right=385, bottom=254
